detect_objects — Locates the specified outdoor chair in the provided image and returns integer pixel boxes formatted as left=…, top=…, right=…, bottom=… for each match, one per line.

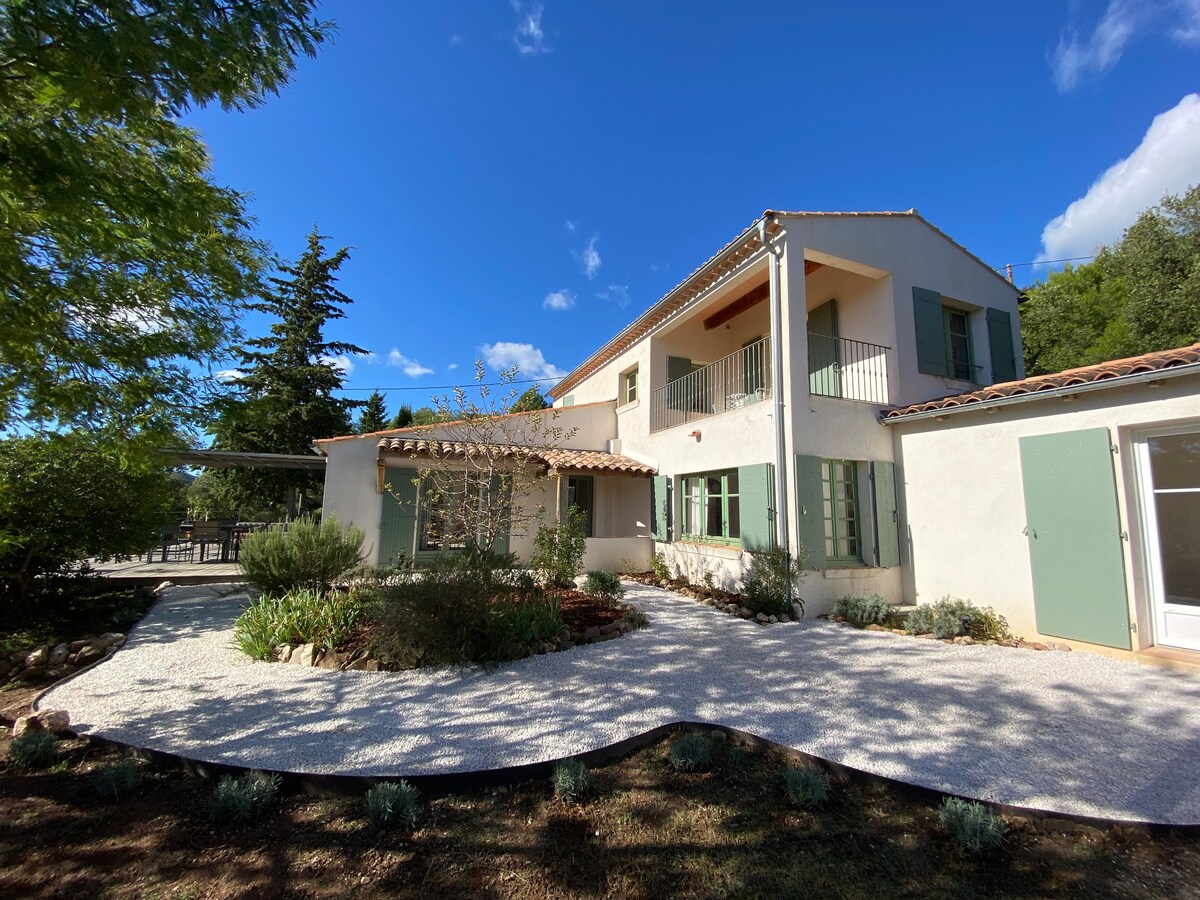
left=190, top=522, right=226, bottom=562
left=149, top=530, right=193, bottom=563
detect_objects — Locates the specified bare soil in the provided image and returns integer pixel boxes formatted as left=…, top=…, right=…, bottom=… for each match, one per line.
left=3, top=688, right=1199, bottom=899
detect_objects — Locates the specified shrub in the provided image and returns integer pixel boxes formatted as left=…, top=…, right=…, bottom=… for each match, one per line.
left=530, top=506, right=587, bottom=588
left=366, top=780, right=422, bottom=830
left=781, top=765, right=831, bottom=809
left=552, top=758, right=594, bottom=803
left=741, top=545, right=807, bottom=617
left=939, top=797, right=1007, bottom=850
left=667, top=732, right=713, bottom=772
left=904, top=604, right=936, bottom=635
left=832, top=593, right=892, bottom=628
left=209, top=772, right=280, bottom=825
left=233, top=587, right=363, bottom=660
left=8, top=730, right=57, bottom=769
left=93, top=757, right=145, bottom=801
left=968, top=606, right=1013, bottom=642
left=368, top=552, right=564, bottom=669
left=930, top=597, right=976, bottom=639
left=582, top=571, right=623, bottom=605
left=238, top=515, right=366, bottom=595
left=651, top=552, right=670, bottom=583
left=624, top=607, right=649, bottom=630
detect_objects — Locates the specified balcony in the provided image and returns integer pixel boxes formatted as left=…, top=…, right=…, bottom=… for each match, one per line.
left=651, top=337, right=772, bottom=433
left=807, top=332, right=891, bottom=405
left=650, top=333, right=891, bottom=433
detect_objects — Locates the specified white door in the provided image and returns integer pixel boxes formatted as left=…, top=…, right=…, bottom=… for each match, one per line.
left=1135, top=425, right=1200, bottom=651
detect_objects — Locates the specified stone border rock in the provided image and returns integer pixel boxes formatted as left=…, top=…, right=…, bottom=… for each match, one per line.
left=1, top=632, right=126, bottom=685
left=266, top=602, right=648, bottom=673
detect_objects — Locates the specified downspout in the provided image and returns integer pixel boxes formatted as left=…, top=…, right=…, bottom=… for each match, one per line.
left=759, top=216, right=790, bottom=567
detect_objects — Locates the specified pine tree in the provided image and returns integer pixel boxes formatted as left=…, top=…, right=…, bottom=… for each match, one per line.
left=213, top=228, right=365, bottom=515
left=358, top=390, right=389, bottom=434
left=389, top=404, right=414, bottom=429
left=511, top=386, right=549, bottom=412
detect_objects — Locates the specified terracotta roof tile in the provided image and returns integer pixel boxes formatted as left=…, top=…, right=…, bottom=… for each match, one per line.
left=377, top=438, right=656, bottom=477
left=883, top=343, right=1200, bottom=421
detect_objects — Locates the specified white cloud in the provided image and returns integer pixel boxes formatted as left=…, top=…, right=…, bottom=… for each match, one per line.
left=649, top=261, right=669, bottom=273
left=597, top=284, right=630, bottom=308
left=321, top=354, right=355, bottom=377
left=386, top=348, right=435, bottom=377
left=361, top=351, right=380, bottom=365
left=511, top=1, right=550, bottom=55
left=449, top=34, right=464, bottom=47
left=1050, top=0, right=1141, bottom=92
left=565, top=219, right=577, bottom=233
left=479, top=341, right=567, bottom=382
left=1050, top=1, right=1200, bottom=91
left=447, top=363, right=459, bottom=370
left=1037, top=94, right=1200, bottom=264
left=574, top=234, right=601, bottom=279
left=214, top=368, right=244, bottom=382
left=543, top=289, right=576, bottom=311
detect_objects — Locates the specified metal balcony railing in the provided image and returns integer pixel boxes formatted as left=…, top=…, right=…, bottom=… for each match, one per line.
left=807, top=332, right=891, bottom=405
left=650, top=337, right=771, bottom=433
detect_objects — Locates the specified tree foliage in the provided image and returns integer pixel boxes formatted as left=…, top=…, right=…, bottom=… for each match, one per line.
left=212, top=228, right=364, bottom=514
left=511, top=386, right=550, bottom=412
left=390, top=404, right=414, bottom=430
left=0, top=433, right=176, bottom=603
left=357, top=390, right=389, bottom=434
left=1022, top=186, right=1200, bottom=375
left=0, top=1, right=332, bottom=447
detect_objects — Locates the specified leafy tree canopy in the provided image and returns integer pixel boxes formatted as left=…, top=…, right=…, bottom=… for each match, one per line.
left=389, top=404, right=414, bottom=430
left=511, top=386, right=550, bottom=412
left=0, top=1, right=331, bottom=448
left=1022, top=186, right=1200, bottom=375
left=0, top=432, right=176, bottom=603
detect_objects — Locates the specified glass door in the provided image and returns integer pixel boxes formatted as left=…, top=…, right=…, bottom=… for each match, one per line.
left=1135, top=425, right=1200, bottom=651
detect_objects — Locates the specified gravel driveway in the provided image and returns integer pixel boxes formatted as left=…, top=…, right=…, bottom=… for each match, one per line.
left=39, top=582, right=1200, bottom=824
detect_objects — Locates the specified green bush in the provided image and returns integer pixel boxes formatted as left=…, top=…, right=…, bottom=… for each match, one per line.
left=8, top=730, right=57, bottom=769
left=968, top=607, right=1013, bottom=642
left=552, top=758, right=594, bottom=803
left=233, top=587, right=363, bottom=660
left=210, top=772, right=280, bottom=825
left=93, top=757, right=145, bottom=801
left=939, top=797, right=1007, bottom=850
left=832, top=593, right=893, bottom=628
left=905, top=597, right=1004, bottom=641
left=625, top=607, right=649, bottom=630
left=666, top=733, right=713, bottom=772
left=582, top=570, right=623, bottom=605
left=741, top=545, right=807, bottom=617
left=651, top=552, right=670, bottom=582
left=367, top=552, right=563, bottom=669
left=530, top=506, right=587, bottom=588
left=781, top=765, right=831, bottom=809
left=904, top=604, right=936, bottom=635
left=238, top=515, right=366, bottom=595
left=366, top=780, right=422, bottom=830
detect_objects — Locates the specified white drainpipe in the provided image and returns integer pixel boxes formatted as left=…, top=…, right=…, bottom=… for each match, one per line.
left=759, top=216, right=790, bottom=560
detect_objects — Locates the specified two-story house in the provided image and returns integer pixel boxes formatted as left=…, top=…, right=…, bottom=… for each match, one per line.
left=317, top=208, right=1200, bottom=664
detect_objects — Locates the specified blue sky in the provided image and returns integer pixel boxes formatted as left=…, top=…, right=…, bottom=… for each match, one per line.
left=185, top=0, right=1200, bottom=414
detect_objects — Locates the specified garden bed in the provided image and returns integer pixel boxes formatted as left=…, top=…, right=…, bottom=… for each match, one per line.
left=624, top=572, right=801, bottom=625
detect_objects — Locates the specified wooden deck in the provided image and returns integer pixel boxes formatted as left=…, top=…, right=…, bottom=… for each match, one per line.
left=90, top=557, right=245, bottom=586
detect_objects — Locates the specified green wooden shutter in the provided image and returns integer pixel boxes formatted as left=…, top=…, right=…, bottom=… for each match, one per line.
left=872, top=461, right=900, bottom=568
left=737, top=463, right=775, bottom=550
left=1019, top=428, right=1131, bottom=649
left=651, top=474, right=670, bottom=541
left=379, top=470, right=419, bottom=566
left=794, top=454, right=827, bottom=569
left=489, top=473, right=511, bottom=556
left=667, top=356, right=694, bottom=383
left=986, top=307, right=1017, bottom=383
left=913, top=286, right=948, bottom=376
left=808, top=298, right=842, bottom=398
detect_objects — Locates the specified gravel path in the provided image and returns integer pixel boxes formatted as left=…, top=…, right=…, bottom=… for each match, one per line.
left=39, top=582, right=1200, bottom=824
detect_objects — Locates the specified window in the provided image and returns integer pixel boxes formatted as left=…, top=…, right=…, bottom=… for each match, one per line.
left=621, top=367, right=638, bottom=405
left=681, top=469, right=740, bottom=544
left=943, top=307, right=975, bottom=381
left=566, top=475, right=594, bottom=537
left=821, top=459, right=860, bottom=564
left=417, top=473, right=506, bottom=553
left=418, top=487, right=468, bottom=552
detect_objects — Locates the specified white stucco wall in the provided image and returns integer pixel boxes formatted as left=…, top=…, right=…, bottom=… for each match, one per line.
left=889, top=376, right=1200, bottom=647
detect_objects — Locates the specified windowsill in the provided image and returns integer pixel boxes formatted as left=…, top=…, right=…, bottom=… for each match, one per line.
left=617, top=399, right=640, bottom=413
left=821, top=564, right=875, bottom=578
left=673, top=540, right=744, bottom=558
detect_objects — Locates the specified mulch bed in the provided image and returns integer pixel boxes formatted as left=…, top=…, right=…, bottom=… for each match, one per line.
left=555, top=588, right=626, bottom=633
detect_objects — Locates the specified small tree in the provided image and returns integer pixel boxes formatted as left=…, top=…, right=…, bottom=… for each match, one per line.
left=357, top=390, right=389, bottom=434
left=511, top=386, right=550, bottom=412
left=407, top=363, right=576, bottom=554
left=0, top=434, right=176, bottom=603
left=389, top=404, right=414, bottom=429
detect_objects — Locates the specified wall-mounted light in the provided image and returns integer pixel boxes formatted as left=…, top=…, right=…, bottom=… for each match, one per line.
left=688, top=430, right=702, bottom=441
